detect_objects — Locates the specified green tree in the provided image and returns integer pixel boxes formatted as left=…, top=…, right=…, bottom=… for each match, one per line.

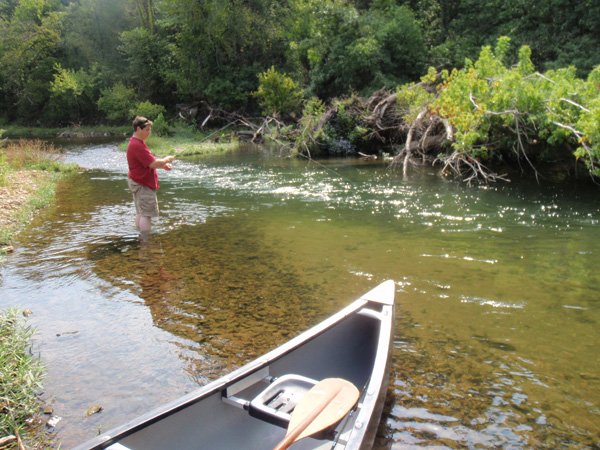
left=46, top=64, right=89, bottom=125
left=290, top=0, right=425, bottom=98
left=408, top=0, right=600, bottom=76
left=119, top=26, right=173, bottom=106
left=97, top=82, right=137, bottom=122
left=62, top=0, right=133, bottom=73
left=254, top=66, right=304, bottom=118
left=157, top=0, right=291, bottom=110
left=133, top=0, right=154, bottom=31
left=0, top=0, right=64, bottom=122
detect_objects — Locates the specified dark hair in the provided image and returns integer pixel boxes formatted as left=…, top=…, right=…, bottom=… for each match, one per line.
left=132, top=116, right=153, bottom=131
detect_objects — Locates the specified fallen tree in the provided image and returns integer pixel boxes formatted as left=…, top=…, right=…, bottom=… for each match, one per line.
left=290, top=38, right=600, bottom=183
left=185, top=39, right=599, bottom=184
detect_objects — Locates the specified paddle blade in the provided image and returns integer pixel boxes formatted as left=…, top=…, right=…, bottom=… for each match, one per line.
left=271, top=377, right=359, bottom=450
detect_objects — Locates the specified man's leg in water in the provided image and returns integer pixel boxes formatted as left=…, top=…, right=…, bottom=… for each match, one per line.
left=138, top=215, right=152, bottom=240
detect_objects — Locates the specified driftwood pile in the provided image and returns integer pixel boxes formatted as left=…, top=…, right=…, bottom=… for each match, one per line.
left=177, top=89, right=509, bottom=183
left=362, top=89, right=508, bottom=182
left=365, top=89, right=452, bottom=162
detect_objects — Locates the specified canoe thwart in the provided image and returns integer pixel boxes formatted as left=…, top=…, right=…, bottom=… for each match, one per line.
left=249, top=374, right=318, bottom=428
left=221, top=366, right=273, bottom=409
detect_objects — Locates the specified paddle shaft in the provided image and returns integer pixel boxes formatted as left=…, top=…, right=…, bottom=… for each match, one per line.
left=272, top=384, right=342, bottom=450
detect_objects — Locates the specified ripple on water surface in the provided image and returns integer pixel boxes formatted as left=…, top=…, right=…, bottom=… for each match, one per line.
left=3, top=145, right=599, bottom=448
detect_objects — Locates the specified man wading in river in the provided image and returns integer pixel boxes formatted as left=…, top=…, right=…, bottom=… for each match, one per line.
left=126, top=116, right=175, bottom=240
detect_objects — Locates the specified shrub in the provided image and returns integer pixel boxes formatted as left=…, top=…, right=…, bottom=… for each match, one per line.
left=0, top=151, right=8, bottom=186
left=293, top=97, right=326, bottom=155
left=97, top=82, right=137, bottom=122
left=150, top=113, right=170, bottom=137
left=0, top=309, right=45, bottom=439
left=129, top=100, right=166, bottom=122
left=420, top=37, right=600, bottom=179
left=254, top=66, right=304, bottom=118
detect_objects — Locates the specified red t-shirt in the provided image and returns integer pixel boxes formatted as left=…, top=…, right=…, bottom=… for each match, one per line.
left=127, top=137, right=159, bottom=190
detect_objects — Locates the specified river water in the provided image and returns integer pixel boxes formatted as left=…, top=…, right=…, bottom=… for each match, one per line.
left=1, top=143, right=598, bottom=449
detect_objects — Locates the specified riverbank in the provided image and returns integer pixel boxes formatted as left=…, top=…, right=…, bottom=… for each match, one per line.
left=0, top=170, right=55, bottom=254
left=0, top=141, right=77, bottom=258
left=0, top=309, right=50, bottom=449
left=1, top=125, right=130, bottom=140
left=0, top=141, right=77, bottom=449
left=3, top=123, right=245, bottom=158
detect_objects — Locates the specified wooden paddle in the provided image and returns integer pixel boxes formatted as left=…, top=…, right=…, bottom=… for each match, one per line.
left=272, top=378, right=359, bottom=450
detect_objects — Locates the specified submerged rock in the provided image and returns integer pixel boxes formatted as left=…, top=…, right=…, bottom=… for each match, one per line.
left=85, top=405, right=103, bottom=416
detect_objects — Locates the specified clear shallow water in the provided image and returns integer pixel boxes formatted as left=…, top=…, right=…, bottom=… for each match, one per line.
left=1, top=143, right=599, bottom=448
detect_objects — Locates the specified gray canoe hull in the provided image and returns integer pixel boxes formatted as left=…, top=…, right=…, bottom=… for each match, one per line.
left=74, top=280, right=395, bottom=450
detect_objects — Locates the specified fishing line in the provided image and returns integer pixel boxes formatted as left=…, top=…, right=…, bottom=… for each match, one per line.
left=197, top=120, right=240, bottom=143
left=296, top=151, right=348, bottom=181
left=173, top=120, right=241, bottom=153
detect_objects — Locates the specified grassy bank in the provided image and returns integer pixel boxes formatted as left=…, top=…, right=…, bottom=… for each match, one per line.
left=0, top=309, right=47, bottom=449
left=1, top=125, right=130, bottom=139
left=119, top=122, right=243, bottom=157
left=149, top=133, right=241, bottom=157
left=0, top=140, right=77, bottom=258
left=2, top=122, right=244, bottom=158
left=0, top=140, right=76, bottom=448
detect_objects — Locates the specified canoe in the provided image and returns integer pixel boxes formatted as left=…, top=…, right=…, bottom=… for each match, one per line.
left=74, top=280, right=396, bottom=450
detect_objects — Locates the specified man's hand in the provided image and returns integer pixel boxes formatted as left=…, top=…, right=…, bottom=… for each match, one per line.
left=151, top=155, right=176, bottom=170
left=163, top=155, right=175, bottom=170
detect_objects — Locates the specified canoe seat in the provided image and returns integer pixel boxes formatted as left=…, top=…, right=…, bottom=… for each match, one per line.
left=249, top=374, right=317, bottom=428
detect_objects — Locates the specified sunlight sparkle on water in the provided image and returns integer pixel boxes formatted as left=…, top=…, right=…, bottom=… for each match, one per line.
left=460, top=296, right=526, bottom=309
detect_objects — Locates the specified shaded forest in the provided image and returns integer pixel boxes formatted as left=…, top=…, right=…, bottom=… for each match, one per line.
left=1, top=0, right=599, bottom=181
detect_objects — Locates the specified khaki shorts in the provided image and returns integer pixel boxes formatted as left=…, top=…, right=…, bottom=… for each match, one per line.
left=128, top=178, right=159, bottom=217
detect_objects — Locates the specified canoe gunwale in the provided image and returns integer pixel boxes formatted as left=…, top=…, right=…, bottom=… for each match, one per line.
left=347, top=291, right=395, bottom=449
left=73, top=280, right=396, bottom=450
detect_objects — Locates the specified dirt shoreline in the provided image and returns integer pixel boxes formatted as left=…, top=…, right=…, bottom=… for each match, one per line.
left=0, top=170, right=51, bottom=250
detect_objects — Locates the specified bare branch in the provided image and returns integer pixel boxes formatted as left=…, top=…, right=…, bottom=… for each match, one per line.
left=552, top=121, right=585, bottom=139
left=532, top=72, right=557, bottom=84
left=552, top=121, right=596, bottom=172
left=559, top=98, right=590, bottom=112
left=469, top=92, right=519, bottom=115
left=513, top=116, right=540, bottom=182
left=441, top=118, right=453, bottom=141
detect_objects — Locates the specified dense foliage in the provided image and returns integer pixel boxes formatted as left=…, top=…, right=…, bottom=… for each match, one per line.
left=408, top=0, right=600, bottom=77
left=409, top=38, right=600, bottom=180
left=291, top=36, right=599, bottom=181
left=0, top=0, right=598, bottom=179
left=0, top=0, right=596, bottom=124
